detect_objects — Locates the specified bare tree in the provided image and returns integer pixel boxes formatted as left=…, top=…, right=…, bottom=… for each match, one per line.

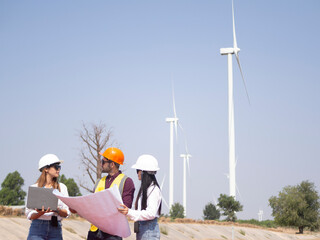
left=78, top=122, right=114, bottom=192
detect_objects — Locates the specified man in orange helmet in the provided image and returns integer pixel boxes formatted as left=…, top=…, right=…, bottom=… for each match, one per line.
left=87, top=147, right=135, bottom=240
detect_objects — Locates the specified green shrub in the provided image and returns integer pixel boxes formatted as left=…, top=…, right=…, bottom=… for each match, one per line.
left=237, top=219, right=278, bottom=228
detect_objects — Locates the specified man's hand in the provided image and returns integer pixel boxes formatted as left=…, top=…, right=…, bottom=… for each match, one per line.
left=69, top=208, right=77, bottom=214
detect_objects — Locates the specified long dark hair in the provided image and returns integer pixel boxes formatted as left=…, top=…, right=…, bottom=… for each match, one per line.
left=135, top=171, right=162, bottom=215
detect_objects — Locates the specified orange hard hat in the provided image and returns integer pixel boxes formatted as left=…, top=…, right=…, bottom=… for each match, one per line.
left=99, top=147, right=124, bottom=165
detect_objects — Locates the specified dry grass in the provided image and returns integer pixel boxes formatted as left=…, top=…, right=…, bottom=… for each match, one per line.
left=64, top=227, right=77, bottom=234
left=160, top=226, right=168, bottom=235
left=1, top=205, right=319, bottom=236
left=157, top=216, right=320, bottom=235
left=0, top=205, right=24, bottom=216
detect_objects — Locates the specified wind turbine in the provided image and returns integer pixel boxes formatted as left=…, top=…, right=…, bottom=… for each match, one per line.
left=220, top=0, right=250, bottom=199
left=180, top=153, right=191, bottom=217
left=165, top=85, right=179, bottom=209
left=179, top=121, right=191, bottom=217
left=258, top=209, right=264, bottom=222
left=160, top=175, right=170, bottom=210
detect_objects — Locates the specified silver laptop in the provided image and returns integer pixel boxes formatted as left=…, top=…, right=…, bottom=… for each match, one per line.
left=26, top=186, right=58, bottom=211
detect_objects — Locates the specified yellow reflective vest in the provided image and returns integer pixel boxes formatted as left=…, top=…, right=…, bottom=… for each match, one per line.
left=90, top=173, right=127, bottom=232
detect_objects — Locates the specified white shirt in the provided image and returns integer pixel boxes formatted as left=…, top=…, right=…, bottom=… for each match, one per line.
left=25, top=182, right=70, bottom=221
left=127, top=184, right=162, bottom=222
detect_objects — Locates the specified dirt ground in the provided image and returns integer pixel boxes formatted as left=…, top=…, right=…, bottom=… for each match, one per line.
left=1, top=216, right=320, bottom=240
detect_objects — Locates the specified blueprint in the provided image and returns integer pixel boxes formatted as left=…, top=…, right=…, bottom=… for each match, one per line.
left=53, top=185, right=131, bottom=238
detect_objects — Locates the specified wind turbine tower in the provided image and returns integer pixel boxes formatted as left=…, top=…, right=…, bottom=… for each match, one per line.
left=258, top=210, right=264, bottom=222
left=220, top=0, right=250, bottom=199
left=166, top=88, right=179, bottom=209
left=180, top=153, right=191, bottom=217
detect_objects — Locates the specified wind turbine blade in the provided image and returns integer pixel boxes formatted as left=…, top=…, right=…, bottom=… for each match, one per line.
left=162, top=195, right=170, bottom=210
left=232, top=0, right=251, bottom=105
left=187, top=157, right=190, bottom=176
left=174, top=120, right=178, bottom=141
left=178, top=122, right=185, bottom=143
left=178, top=122, right=190, bottom=155
left=178, top=121, right=184, bottom=132
left=232, top=0, right=238, bottom=50
left=160, top=174, right=166, bottom=190
left=179, top=122, right=189, bottom=154
left=236, top=183, right=243, bottom=202
left=235, top=54, right=251, bottom=104
left=160, top=175, right=170, bottom=209
left=171, top=83, right=178, bottom=141
left=172, top=87, right=177, bottom=119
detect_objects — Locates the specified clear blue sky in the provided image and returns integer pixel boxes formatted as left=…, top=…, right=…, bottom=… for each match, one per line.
left=1, top=0, right=319, bottom=220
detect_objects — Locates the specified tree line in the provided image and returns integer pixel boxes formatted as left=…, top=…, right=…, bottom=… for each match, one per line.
left=1, top=170, right=319, bottom=233
left=166, top=180, right=320, bottom=233
left=0, top=123, right=319, bottom=234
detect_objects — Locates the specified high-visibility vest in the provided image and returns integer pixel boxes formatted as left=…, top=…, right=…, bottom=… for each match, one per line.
left=90, top=173, right=127, bottom=232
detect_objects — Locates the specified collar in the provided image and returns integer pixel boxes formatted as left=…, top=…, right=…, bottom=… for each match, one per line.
left=106, top=170, right=122, bottom=181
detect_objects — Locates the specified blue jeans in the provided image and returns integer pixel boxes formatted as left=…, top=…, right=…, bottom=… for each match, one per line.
left=136, top=218, right=160, bottom=240
left=27, top=219, right=63, bottom=240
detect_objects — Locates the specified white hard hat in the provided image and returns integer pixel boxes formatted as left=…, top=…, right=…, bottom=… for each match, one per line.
left=131, top=154, right=160, bottom=172
left=38, top=154, right=63, bottom=171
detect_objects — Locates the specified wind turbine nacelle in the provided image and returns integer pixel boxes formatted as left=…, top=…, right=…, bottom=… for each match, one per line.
left=220, top=47, right=240, bottom=55
left=166, top=117, right=178, bottom=122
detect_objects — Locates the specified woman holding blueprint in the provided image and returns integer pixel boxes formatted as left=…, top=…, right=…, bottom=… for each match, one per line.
left=26, top=154, right=70, bottom=240
left=118, top=154, right=162, bottom=240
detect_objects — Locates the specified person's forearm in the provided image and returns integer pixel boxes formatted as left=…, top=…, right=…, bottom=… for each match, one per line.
left=30, top=212, right=44, bottom=220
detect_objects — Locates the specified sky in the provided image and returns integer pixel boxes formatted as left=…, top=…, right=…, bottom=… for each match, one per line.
left=0, top=0, right=319, bottom=221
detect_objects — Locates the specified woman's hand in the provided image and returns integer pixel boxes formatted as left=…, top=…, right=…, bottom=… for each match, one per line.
left=118, top=204, right=129, bottom=215
left=30, top=206, right=51, bottom=220
left=36, top=206, right=51, bottom=214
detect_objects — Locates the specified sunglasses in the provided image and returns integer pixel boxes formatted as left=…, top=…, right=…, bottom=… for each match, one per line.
left=102, top=158, right=112, bottom=165
left=49, top=163, right=61, bottom=170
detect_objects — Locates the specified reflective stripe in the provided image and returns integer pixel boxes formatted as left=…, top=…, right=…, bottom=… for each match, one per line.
left=119, top=175, right=128, bottom=196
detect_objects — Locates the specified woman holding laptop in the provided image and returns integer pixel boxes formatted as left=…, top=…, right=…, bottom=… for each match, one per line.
left=26, top=154, right=70, bottom=240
